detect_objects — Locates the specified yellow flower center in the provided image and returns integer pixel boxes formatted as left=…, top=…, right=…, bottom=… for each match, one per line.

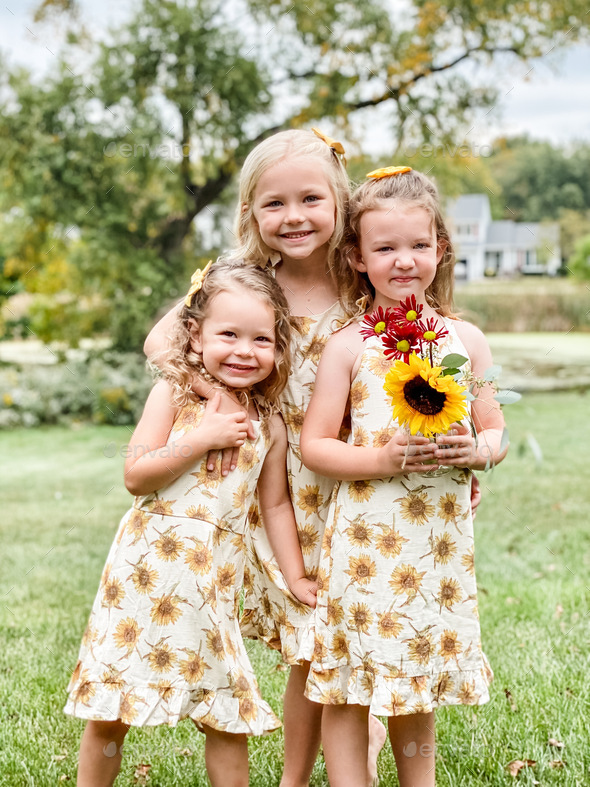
left=406, top=310, right=418, bottom=320
left=397, top=339, right=410, bottom=352
left=374, top=320, right=386, bottom=334
left=423, top=330, right=437, bottom=341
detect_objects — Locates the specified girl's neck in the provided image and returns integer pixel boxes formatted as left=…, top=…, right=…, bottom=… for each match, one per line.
left=274, top=251, right=338, bottom=315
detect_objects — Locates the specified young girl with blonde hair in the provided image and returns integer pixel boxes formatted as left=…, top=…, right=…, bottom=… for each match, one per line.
left=66, top=260, right=316, bottom=787
left=300, top=167, right=505, bottom=786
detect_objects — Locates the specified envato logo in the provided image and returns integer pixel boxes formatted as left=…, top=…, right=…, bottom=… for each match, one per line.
left=402, top=740, right=494, bottom=758
left=103, top=141, right=191, bottom=159
left=102, top=442, right=195, bottom=459
left=401, top=142, right=493, bottom=159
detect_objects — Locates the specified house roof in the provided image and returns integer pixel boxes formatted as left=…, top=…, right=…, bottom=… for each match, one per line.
left=447, top=194, right=490, bottom=221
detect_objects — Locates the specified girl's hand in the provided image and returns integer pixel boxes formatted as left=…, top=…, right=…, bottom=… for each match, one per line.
left=195, top=392, right=250, bottom=455
left=434, top=423, right=478, bottom=468
left=380, top=429, right=439, bottom=475
left=470, top=473, right=482, bottom=519
left=204, top=390, right=255, bottom=475
left=290, top=578, right=318, bottom=608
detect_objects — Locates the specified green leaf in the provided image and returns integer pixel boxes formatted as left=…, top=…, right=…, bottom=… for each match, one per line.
left=441, top=367, right=461, bottom=376
left=441, top=353, right=468, bottom=368
left=494, top=390, right=522, bottom=404
left=483, top=364, right=502, bottom=382
left=500, top=426, right=510, bottom=454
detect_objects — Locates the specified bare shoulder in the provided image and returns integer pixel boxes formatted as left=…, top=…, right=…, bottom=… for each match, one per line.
left=268, top=411, right=288, bottom=446
left=450, top=318, right=493, bottom=373
left=325, top=320, right=364, bottom=358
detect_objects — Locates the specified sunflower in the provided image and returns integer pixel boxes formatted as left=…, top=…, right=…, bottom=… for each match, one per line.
left=435, top=577, right=463, bottom=612
left=313, top=635, right=328, bottom=662
left=239, top=697, right=259, bottom=723
left=147, top=639, right=177, bottom=673
left=205, top=628, right=225, bottom=660
left=282, top=403, right=306, bottom=435
left=360, top=306, right=395, bottom=340
left=438, top=493, right=464, bottom=530
left=389, top=564, right=426, bottom=603
left=126, top=510, right=151, bottom=545
left=102, top=577, right=125, bottom=608
left=347, top=479, right=375, bottom=503
left=291, top=315, right=313, bottom=336
left=119, top=691, right=140, bottom=724
left=179, top=650, right=208, bottom=684
left=113, top=617, right=142, bottom=653
left=296, top=486, right=324, bottom=520
left=247, top=503, right=261, bottom=530
left=154, top=529, right=183, bottom=562
left=317, top=687, right=346, bottom=705
left=331, top=631, right=350, bottom=660
left=230, top=671, right=255, bottom=699
left=150, top=592, right=185, bottom=626
left=184, top=539, right=213, bottom=576
left=406, top=631, right=434, bottom=666
left=432, top=672, right=454, bottom=702
left=372, top=427, right=394, bottom=448
left=232, top=483, right=249, bottom=514
left=237, top=443, right=258, bottom=472
left=100, top=666, right=126, bottom=692
left=348, top=602, right=373, bottom=634
left=130, top=560, right=159, bottom=595
left=176, top=403, right=202, bottom=429
left=384, top=353, right=468, bottom=438
left=457, top=680, right=477, bottom=704
left=345, top=517, right=372, bottom=547
left=300, top=336, right=328, bottom=365
left=146, top=498, right=176, bottom=517
left=149, top=680, right=175, bottom=701
left=367, top=350, right=393, bottom=379
left=461, top=548, right=475, bottom=575
left=376, top=526, right=408, bottom=558
left=185, top=504, right=215, bottom=523
left=410, top=675, right=428, bottom=694
left=346, top=554, right=377, bottom=586
left=439, top=630, right=463, bottom=664
left=326, top=597, right=345, bottom=625
left=377, top=610, right=403, bottom=639
left=350, top=380, right=370, bottom=411
left=386, top=692, right=407, bottom=716
left=352, top=426, right=369, bottom=446
left=72, top=670, right=95, bottom=704
left=426, top=531, right=457, bottom=567
left=191, top=463, right=222, bottom=490
left=397, top=490, right=435, bottom=526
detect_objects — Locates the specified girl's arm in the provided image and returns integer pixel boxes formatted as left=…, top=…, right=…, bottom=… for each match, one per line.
left=434, top=320, right=508, bottom=471
left=143, top=302, right=254, bottom=475
left=124, top=382, right=249, bottom=496
left=300, top=326, right=438, bottom=479
left=257, top=414, right=317, bottom=608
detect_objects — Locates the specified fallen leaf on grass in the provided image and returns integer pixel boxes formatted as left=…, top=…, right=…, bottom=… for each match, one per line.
left=548, top=737, right=564, bottom=748
left=554, top=603, right=564, bottom=619
left=133, top=763, right=151, bottom=784
left=549, top=759, right=566, bottom=768
left=506, top=759, right=536, bottom=777
left=174, top=747, right=193, bottom=757
left=504, top=688, right=517, bottom=711
left=59, top=776, right=70, bottom=782
left=52, top=754, right=67, bottom=762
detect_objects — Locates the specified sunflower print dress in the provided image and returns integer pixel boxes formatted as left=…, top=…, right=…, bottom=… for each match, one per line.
left=65, top=398, right=281, bottom=735
left=305, top=320, right=493, bottom=714
left=241, top=301, right=348, bottom=665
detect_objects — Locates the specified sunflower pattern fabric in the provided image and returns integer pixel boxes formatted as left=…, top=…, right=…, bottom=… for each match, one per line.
left=241, top=302, right=348, bottom=664
left=65, top=399, right=281, bottom=735
left=305, top=322, right=492, bottom=714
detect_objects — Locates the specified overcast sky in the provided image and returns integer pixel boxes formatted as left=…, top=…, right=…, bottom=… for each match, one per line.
left=1, top=0, right=589, bottom=150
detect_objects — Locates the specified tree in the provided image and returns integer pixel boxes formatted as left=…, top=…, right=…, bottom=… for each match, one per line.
left=1, top=0, right=589, bottom=348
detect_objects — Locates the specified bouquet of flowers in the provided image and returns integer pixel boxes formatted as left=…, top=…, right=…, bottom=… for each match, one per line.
left=360, top=296, right=518, bottom=468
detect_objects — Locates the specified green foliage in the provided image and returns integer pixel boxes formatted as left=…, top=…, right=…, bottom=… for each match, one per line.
left=1, top=1, right=589, bottom=349
left=567, top=233, right=590, bottom=281
left=0, top=352, right=152, bottom=428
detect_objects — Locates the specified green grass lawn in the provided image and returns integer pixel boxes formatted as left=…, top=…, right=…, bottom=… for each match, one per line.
left=1, top=392, right=590, bottom=786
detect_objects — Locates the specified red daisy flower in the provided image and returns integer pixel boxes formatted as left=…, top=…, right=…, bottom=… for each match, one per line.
left=418, top=317, right=449, bottom=345
left=360, top=307, right=395, bottom=340
left=391, top=295, right=424, bottom=324
left=382, top=322, right=421, bottom=361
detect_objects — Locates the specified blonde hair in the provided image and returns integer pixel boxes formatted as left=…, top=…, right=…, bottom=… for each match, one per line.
left=347, top=170, right=456, bottom=317
left=163, top=259, right=292, bottom=411
left=230, top=129, right=364, bottom=316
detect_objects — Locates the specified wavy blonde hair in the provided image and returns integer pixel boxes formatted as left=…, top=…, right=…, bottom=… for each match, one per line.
left=162, top=259, right=292, bottom=412
left=346, top=169, right=456, bottom=317
left=230, top=129, right=365, bottom=317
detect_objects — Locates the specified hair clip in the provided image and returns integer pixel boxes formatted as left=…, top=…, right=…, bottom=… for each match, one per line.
left=311, top=127, right=346, bottom=164
left=185, top=260, right=213, bottom=307
left=366, top=166, right=412, bottom=180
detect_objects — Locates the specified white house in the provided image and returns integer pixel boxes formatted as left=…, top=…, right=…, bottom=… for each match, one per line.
left=446, top=194, right=561, bottom=281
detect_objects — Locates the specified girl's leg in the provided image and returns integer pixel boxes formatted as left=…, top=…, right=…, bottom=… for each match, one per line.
left=321, top=704, right=370, bottom=787
left=368, top=713, right=387, bottom=784
left=388, top=712, right=435, bottom=787
left=280, top=662, right=323, bottom=787
left=202, top=724, right=249, bottom=787
left=77, top=719, right=129, bottom=787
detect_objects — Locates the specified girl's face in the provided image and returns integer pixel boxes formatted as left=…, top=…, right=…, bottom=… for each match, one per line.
left=252, top=157, right=336, bottom=265
left=355, top=203, right=443, bottom=308
left=190, top=288, right=277, bottom=390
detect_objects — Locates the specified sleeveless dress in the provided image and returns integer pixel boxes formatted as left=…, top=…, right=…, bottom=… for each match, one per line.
left=241, top=301, right=348, bottom=664
left=305, top=320, right=492, bottom=714
left=65, top=399, right=281, bottom=735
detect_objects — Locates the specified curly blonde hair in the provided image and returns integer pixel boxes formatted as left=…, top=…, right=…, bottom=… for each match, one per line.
left=230, top=129, right=365, bottom=317
left=162, top=259, right=292, bottom=411
left=346, top=169, right=456, bottom=317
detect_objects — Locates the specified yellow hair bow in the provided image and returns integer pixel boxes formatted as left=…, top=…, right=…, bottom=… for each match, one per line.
left=185, top=260, right=213, bottom=307
left=366, top=166, right=412, bottom=179
left=311, top=127, right=346, bottom=162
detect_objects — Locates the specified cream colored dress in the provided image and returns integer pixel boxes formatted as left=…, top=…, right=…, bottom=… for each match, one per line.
left=65, top=399, right=281, bottom=734
left=241, top=302, right=348, bottom=664
left=305, top=321, right=492, bottom=714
